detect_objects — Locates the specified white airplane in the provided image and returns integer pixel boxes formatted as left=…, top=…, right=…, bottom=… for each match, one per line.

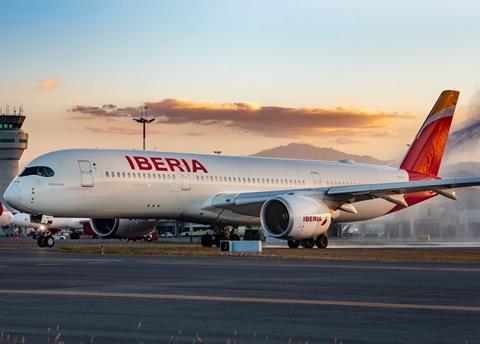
left=12, top=212, right=155, bottom=247
left=4, top=90, right=480, bottom=249
left=0, top=203, right=14, bottom=227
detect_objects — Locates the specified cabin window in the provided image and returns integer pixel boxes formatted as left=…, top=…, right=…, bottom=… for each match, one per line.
left=105, top=171, right=109, bottom=177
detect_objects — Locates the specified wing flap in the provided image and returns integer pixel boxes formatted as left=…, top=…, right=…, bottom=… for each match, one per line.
left=206, top=177, right=480, bottom=217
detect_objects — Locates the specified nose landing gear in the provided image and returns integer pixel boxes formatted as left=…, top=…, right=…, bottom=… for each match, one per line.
left=36, top=233, right=55, bottom=248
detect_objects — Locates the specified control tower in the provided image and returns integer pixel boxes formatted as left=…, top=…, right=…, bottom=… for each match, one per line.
left=0, top=108, right=28, bottom=205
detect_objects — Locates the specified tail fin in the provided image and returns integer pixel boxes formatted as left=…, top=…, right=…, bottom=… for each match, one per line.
left=400, top=90, right=459, bottom=177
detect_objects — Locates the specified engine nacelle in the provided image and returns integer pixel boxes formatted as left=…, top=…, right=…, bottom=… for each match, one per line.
left=260, top=195, right=331, bottom=240
left=90, top=218, right=156, bottom=238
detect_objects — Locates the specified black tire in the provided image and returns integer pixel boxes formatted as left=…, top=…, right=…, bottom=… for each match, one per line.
left=230, top=234, right=240, bottom=241
left=201, top=234, right=213, bottom=247
left=37, top=235, right=45, bottom=248
left=251, top=231, right=265, bottom=241
left=44, top=235, right=55, bottom=248
left=315, top=235, right=328, bottom=249
left=244, top=230, right=253, bottom=241
left=301, top=239, right=315, bottom=249
left=287, top=240, right=300, bottom=249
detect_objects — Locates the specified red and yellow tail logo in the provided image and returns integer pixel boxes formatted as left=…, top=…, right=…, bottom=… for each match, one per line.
left=400, top=90, right=459, bottom=178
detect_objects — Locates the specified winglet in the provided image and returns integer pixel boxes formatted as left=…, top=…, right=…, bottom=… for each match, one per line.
left=400, top=90, right=459, bottom=177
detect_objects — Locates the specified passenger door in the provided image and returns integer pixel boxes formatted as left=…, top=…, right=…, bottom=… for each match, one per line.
left=181, top=173, right=191, bottom=191
left=310, top=172, right=321, bottom=187
left=78, top=160, right=94, bottom=187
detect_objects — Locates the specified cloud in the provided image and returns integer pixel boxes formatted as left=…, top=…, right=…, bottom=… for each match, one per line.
left=39, top=78, right=55, bottom=90
left=84, top=126, right=160, bottom=136
left=447, top=90, right=480, bottom=154
left=335, top=137, right=375, bottom=145
left=70, top=98, right=408, bottom=137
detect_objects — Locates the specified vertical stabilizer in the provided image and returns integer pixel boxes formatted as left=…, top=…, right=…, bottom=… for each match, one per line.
left=400, top=90, right=459, bottom=177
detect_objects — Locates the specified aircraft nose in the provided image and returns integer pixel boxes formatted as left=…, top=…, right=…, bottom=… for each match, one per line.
left=3, top=181, right=22, bottom=210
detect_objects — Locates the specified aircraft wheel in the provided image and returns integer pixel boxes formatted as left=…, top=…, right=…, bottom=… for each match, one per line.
left=255, top=231, right=265, bottom=242
left=37, top=235, right=45, bottom=248
left=287, top=240, right=300, bottom=249
left=44, top=235, right=55, bottom=248
left=315, top=234, right=328, bottom=249
left=301, top=239, right=315, bottom=249
left=201, top=234, right=213, bottom=247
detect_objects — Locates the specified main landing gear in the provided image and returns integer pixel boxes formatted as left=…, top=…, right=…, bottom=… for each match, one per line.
left=287, top=234, right=328, bottom=249
left=37, top=234, right=55, bottom=248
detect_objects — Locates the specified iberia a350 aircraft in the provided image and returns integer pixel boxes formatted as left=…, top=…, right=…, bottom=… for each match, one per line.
left=4, top=90, right=480, bottom=248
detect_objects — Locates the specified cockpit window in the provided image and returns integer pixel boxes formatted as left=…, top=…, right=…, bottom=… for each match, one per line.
left=19, top=166, right=55, bottom=177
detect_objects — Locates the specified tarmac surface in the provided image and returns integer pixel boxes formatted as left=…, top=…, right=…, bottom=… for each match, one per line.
left=0, top=246, right=480, bottom=343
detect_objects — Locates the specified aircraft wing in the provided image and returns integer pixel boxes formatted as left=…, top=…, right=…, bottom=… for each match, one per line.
left=207, top=177, right=480, bottom=216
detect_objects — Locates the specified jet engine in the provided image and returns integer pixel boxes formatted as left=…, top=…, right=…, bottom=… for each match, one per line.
left=90, top=218, right=156, bottom=238
left=260, top=195, right=331, bottom=239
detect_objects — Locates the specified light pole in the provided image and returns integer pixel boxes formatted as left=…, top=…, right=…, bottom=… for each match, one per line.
left=133, top=105, right=155, bottom=150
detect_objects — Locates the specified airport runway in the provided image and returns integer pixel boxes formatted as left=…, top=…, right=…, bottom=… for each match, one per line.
left=0, top=247, right=480, bottom=343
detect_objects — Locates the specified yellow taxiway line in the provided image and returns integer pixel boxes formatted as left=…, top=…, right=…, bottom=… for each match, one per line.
left=0, top=289, right=479, bottom=312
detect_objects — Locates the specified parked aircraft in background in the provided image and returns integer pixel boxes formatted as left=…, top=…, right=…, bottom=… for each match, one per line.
left=5, top=90, right=479, bottom=248
left=0, top=203, right=14, bottom=227
left=12, top=212, right=156, bottom=247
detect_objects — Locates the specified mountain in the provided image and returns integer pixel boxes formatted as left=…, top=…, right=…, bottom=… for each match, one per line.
left=252, top=143, right=389, bottom=165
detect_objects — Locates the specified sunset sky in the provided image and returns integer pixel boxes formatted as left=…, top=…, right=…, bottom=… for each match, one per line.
left=1, top=0, right=480, bottom=163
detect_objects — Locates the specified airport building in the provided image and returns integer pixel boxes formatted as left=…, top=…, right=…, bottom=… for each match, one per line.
left=348, top=187, right=480, bottom=240
left=0, top=110, right=28, bottom=205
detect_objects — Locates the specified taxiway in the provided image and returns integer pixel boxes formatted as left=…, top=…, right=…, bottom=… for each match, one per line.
left=0, top=247, right=479, bottom=343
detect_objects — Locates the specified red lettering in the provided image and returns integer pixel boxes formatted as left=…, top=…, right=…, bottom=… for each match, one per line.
left=127, top=155, right=207, bottom=173
left=165, top=158, right=185, bottom=172
left=133, top=156, right=152, bottom=170
left=303, top=216, right=326, bottom=223
left=151, top=157, right=168, bottom=171
left=181, top=159, right=191, bottom=172
left=191, top=159, right=208, bottom=173
left=125, top=156, right=135, bottom=170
